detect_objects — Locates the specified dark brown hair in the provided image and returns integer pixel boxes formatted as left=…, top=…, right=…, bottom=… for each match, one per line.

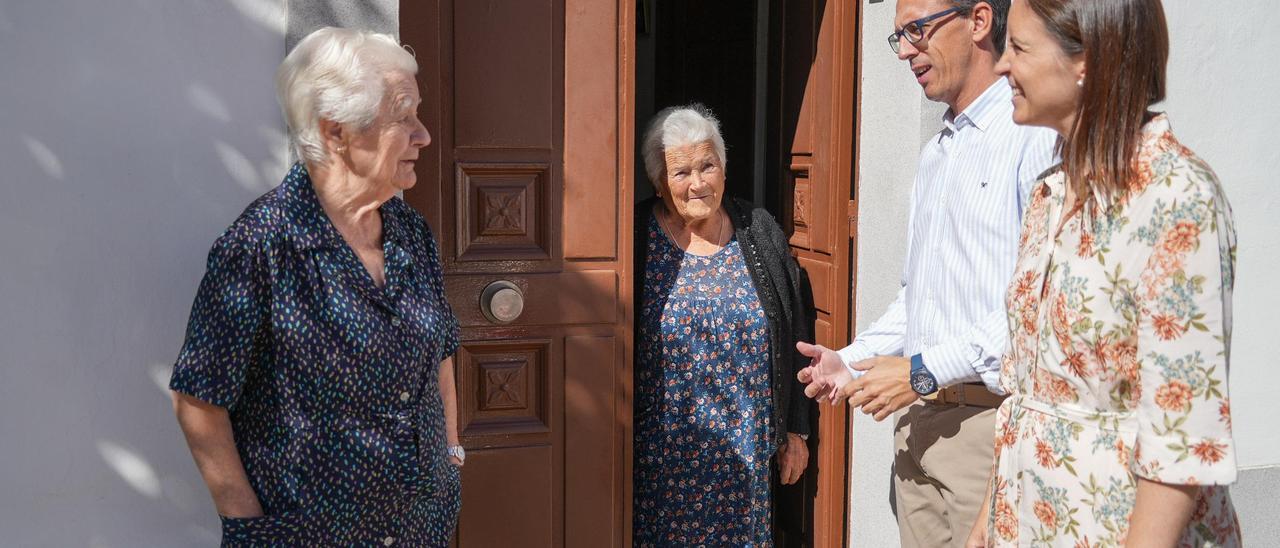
left=1027, top=0, right=1169, bottom=203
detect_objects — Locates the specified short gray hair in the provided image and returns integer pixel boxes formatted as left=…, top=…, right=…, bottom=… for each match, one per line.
left=275, top=27, right=418, bottom=164
left=641, top=104, right=727, bottom=188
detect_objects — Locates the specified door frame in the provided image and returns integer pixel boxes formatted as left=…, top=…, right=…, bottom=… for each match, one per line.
left=611, top=0, right=637, bottom=544
left=622, top=1, right=862, bottom=545
left=769, top=0, right=861, bottom=545
left=812, top=0, right=861, bottom=546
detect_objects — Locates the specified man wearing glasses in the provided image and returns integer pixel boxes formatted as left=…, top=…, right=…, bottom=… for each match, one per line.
left=797, top=0, right=1056, bottom=546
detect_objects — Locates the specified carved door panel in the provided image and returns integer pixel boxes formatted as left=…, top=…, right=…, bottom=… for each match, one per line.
left=769, top=0, right=859, bottom=546
left=402, top=0, right=633, bottom=546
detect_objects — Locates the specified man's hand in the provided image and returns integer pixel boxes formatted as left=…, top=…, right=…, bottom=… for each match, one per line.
left=837, top=356, right=919, bottom=421
left=778, top=433, right=809, bottom=485
left=795, top=341, right=853, bottom=402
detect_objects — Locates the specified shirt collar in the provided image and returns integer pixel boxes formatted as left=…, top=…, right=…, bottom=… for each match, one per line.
left=379, top=199, right=412, bottom=249
left=942, top=78, right=1012, bottom=134
left=1140, top=112, right=1172, bottom=146
left=279, top=163, right=412, bottom=251
left=281, top=163, right=342, bottom=250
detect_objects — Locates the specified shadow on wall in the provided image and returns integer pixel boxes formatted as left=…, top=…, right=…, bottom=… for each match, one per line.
left=0, top=1, right=288, bottom=546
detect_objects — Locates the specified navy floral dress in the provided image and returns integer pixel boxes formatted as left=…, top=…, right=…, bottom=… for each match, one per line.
left=170, top=163, right=461, bottom=547
left=634, top=212, right=774, bottom=547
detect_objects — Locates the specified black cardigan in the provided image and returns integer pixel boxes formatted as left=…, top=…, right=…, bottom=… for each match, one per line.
left=634, top=197, right=817, bottom=446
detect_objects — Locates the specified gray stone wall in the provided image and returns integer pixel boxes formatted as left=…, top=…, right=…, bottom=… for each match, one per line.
left=287, top=0, right=399, bottom=52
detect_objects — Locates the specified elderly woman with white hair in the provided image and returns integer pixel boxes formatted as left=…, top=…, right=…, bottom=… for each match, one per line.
left=169, top=28, right=462, bottom=546
left=633, top=104, right=816, bottom=545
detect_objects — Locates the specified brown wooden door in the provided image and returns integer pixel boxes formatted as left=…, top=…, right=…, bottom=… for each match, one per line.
left=401, top=0, right=634, bottom=546
left=769, top=0, right=860, bottom=546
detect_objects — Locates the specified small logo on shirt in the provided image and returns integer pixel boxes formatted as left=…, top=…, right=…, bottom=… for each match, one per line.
left=980, top=181, right=989, bottom=188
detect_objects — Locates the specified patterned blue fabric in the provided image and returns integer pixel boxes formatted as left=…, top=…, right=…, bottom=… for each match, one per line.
left=634, top=212, right=774, bottom=547
left=171, top=163, right=461, bottom=547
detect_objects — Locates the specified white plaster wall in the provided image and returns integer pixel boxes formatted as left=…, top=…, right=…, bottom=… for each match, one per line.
left=0, top=1, right=287, bottom=545
left=849, top=0, right=1280, bottom=546
left=1161, top=2, right=1280, bottom=542
left=1160, top=0, right=1280, bottom=470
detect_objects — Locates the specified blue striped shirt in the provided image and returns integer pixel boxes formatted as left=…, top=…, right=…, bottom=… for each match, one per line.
left=838, top=79, right=1058, bottom=394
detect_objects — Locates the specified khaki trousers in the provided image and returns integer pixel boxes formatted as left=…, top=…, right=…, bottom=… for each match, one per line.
left=892, top=401, right=997, bottom=548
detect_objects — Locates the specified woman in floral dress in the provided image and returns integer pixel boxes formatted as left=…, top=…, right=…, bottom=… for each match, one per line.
left=632, top=105, right=816, bottom=546
left=966, top=1, right=1241, bottom=546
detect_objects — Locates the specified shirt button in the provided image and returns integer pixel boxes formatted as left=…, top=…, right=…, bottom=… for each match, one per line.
left=391, top=317, right=402, bottom=327
left=383, top=536, right=395, bottom=546
left=400, top=391, right=411, bottom=403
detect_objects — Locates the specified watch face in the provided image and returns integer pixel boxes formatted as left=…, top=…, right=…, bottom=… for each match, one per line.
left=910, top=371, right=937, bottom=394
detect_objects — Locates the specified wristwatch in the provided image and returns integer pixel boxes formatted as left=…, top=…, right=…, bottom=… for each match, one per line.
left=909, top=354, right=939, bottom=396
left=447, top=445, right=466, bottom=466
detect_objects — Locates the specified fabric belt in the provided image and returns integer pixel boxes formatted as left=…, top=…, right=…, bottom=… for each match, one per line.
left=923, top=382, right=1006, bottom=408
left=1009, top=394, right=1139, bottom=433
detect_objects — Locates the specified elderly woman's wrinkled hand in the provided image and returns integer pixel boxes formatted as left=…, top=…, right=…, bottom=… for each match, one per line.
left=795, top=341, right=852, bottom=403
left=778, top=433, right=809, bottom=485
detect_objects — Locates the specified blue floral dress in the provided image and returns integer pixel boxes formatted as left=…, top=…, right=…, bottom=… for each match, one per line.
left=634, top=211, right=774, bottom=547
left=171, top=164, right=461, bottom=547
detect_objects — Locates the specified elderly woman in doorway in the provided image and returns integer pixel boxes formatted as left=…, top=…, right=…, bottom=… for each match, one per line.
left=169, top=28, right=464, bottom=546
left=633, top=104, right=817, bottom=546
left=965, top=0, right=1241, bottom=546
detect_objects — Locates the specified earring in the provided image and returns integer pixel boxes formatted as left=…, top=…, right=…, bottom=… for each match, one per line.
left=1077, top=78, right=1084, bottom=87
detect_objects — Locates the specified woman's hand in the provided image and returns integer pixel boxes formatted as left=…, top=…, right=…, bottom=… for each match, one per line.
left=965, top=475, right=994, bottom=548
left=963, top=513, right=989, bottom=548
left=778, top=433, right=809, bottom=485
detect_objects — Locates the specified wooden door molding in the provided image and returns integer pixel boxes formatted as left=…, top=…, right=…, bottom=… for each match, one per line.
left=563, top=0, right=636, bottom=546
left=825, top=3, right=860, bottom=544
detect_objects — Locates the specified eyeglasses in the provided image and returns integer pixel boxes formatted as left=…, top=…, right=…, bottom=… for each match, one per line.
left=887, top=7, right=963, bottom=54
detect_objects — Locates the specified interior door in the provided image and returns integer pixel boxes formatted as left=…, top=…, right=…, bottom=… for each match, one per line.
left=401, top=0, right=633, bottom=545
left=768, top=0, right=859, bottom=546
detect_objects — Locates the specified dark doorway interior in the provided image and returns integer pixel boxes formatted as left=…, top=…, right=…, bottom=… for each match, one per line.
left=636, top=0, right=768, bottom=207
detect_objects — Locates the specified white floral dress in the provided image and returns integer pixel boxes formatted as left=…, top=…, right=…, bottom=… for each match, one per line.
left=987, top=115, right=1241, bottom=547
